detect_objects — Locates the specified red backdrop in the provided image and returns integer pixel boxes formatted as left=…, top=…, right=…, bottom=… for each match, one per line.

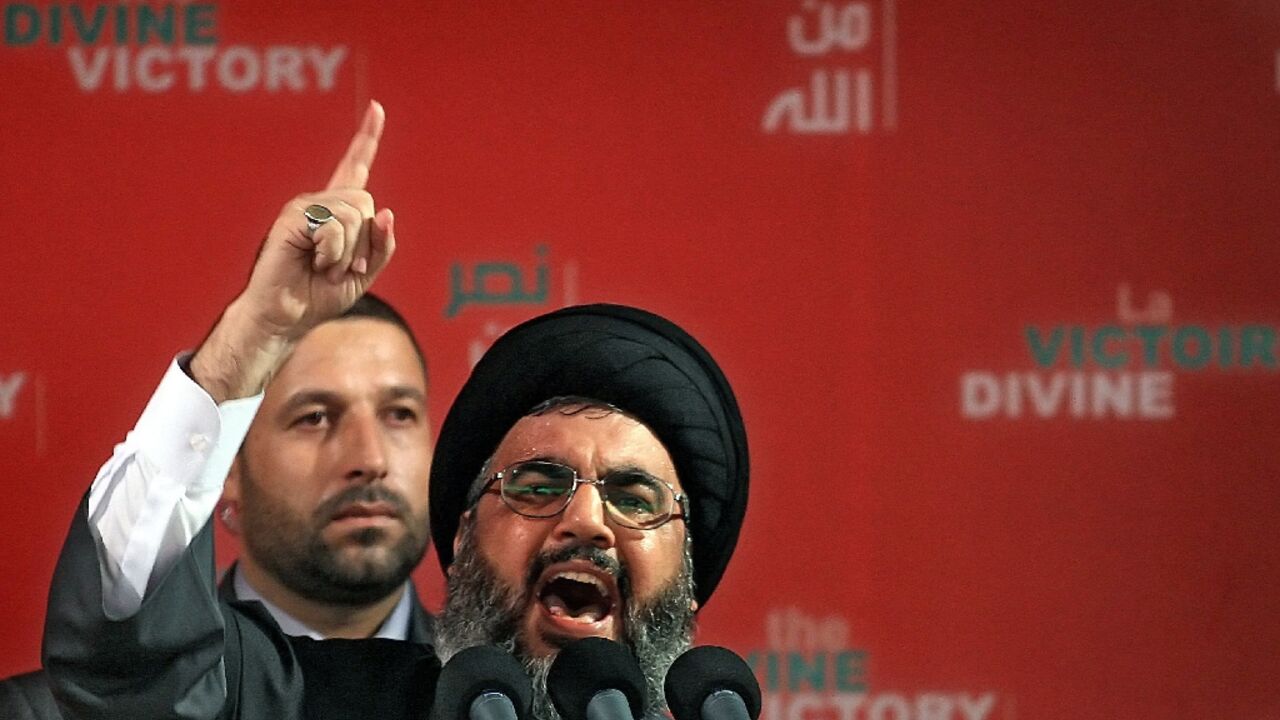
left=3, top=2, right=1279, bottom=718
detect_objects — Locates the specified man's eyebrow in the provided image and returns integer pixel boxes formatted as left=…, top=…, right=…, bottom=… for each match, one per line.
left=519, top=454, right=574, bottom=467
left=277, top=386, right=426, bottom=415
left=601, top=464, right=665, bottom=481
left=278, top=390, right=342, bottom=416
left=381, top=385, right=427, bottom=404
left=516, top=457, right=663, bottom=480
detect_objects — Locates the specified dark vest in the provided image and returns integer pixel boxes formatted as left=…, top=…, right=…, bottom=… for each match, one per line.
left=39, top=497, right=440, bottom=720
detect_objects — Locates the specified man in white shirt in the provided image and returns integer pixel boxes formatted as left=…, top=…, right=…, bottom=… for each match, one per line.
left=40, top=101, right=442, bottom=720
left=2, top=290, right=433, bottom=719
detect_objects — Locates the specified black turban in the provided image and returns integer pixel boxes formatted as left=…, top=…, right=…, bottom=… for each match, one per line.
left=429, top=304, right=749, bottom=607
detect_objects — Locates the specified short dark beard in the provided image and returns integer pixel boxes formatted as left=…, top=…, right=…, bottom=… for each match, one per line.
left=237, top=466, right=430, bottom=607
left=434, top=526, right=696, bottom=720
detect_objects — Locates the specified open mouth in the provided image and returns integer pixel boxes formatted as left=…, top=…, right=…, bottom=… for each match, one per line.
left=537, top=567, right=617, bottom=624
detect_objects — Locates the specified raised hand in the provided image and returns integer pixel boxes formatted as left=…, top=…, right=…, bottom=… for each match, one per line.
left=191, top=101, right=398, bottom=402
left=239, top=100, right=395, bottom=337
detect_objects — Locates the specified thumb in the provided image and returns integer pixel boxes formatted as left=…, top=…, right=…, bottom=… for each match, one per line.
left=365, top=207, right=396, bottom=278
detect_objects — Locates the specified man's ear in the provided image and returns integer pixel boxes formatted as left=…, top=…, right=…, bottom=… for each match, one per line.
left=448, top=510, right=473, bottom=577
left=224, top=454, right=243, bottom=503
left=220, top=456, right=244, bottom=535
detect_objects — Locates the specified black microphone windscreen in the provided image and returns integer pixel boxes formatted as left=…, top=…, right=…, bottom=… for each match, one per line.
left=431, top=645, right=533, bottom=720
left=547, top=637, right=646, bottom=720
left=664, top=646, right=762, bottom=720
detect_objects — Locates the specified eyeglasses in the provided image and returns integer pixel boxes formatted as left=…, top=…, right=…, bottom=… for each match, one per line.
left=480, top=459, right=688, bottom=530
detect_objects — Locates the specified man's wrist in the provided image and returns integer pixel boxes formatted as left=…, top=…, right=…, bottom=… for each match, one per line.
left=190, top=298, right=295, bottom=403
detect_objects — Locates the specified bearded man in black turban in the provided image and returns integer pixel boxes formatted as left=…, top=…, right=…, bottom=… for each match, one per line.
left=430, top=304, right=750, bottom=720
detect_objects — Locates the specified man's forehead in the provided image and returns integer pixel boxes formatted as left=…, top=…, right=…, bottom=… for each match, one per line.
left=495, top=410, right=680, bottom=484
left=279, top=319, right=420, bottom=375
left=264, top=319, right=426, bottom=402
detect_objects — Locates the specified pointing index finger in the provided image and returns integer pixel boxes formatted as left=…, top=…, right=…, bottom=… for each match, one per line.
left=325, top=100, right=385, bottom=191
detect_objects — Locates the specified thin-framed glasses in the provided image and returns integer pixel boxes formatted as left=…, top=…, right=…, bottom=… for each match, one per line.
left=481, top=459, right=688, bottom=530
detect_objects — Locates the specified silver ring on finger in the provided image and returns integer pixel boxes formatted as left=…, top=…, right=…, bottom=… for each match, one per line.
left=303, top=204, right=336, bottom=237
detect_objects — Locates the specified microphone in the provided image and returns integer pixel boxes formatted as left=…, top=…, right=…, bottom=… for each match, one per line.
left=431, top=645, right=534, bottom=720
left=547, top=637, right=646, bottom=720
left=664, top=646, right=761, bottom=720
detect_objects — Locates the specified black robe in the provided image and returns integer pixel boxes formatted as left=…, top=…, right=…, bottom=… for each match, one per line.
left=0, top=671, right=60, bottom=720
left=39, top=495, right=440, bottom=720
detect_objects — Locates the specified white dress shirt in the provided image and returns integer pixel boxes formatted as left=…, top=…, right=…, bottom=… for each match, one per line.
left=84, top=355, right=418, bottom=641
left=87, top=356, right=260, bottom=619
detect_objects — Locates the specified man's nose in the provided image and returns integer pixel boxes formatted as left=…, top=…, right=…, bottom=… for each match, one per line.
left=338, top=411, right=389, bottom=482
left=551, top=482, right=616, bottom=549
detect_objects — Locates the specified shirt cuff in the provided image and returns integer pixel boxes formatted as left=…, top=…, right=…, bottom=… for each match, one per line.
left=130, top=357, right=225, bottom=480
left=90, top=355, right=265, bottom=617
left=132, top=354, right=264, bottom=487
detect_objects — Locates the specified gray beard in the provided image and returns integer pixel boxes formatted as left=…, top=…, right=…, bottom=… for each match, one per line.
left=434, top=527, right=697, bottom=720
